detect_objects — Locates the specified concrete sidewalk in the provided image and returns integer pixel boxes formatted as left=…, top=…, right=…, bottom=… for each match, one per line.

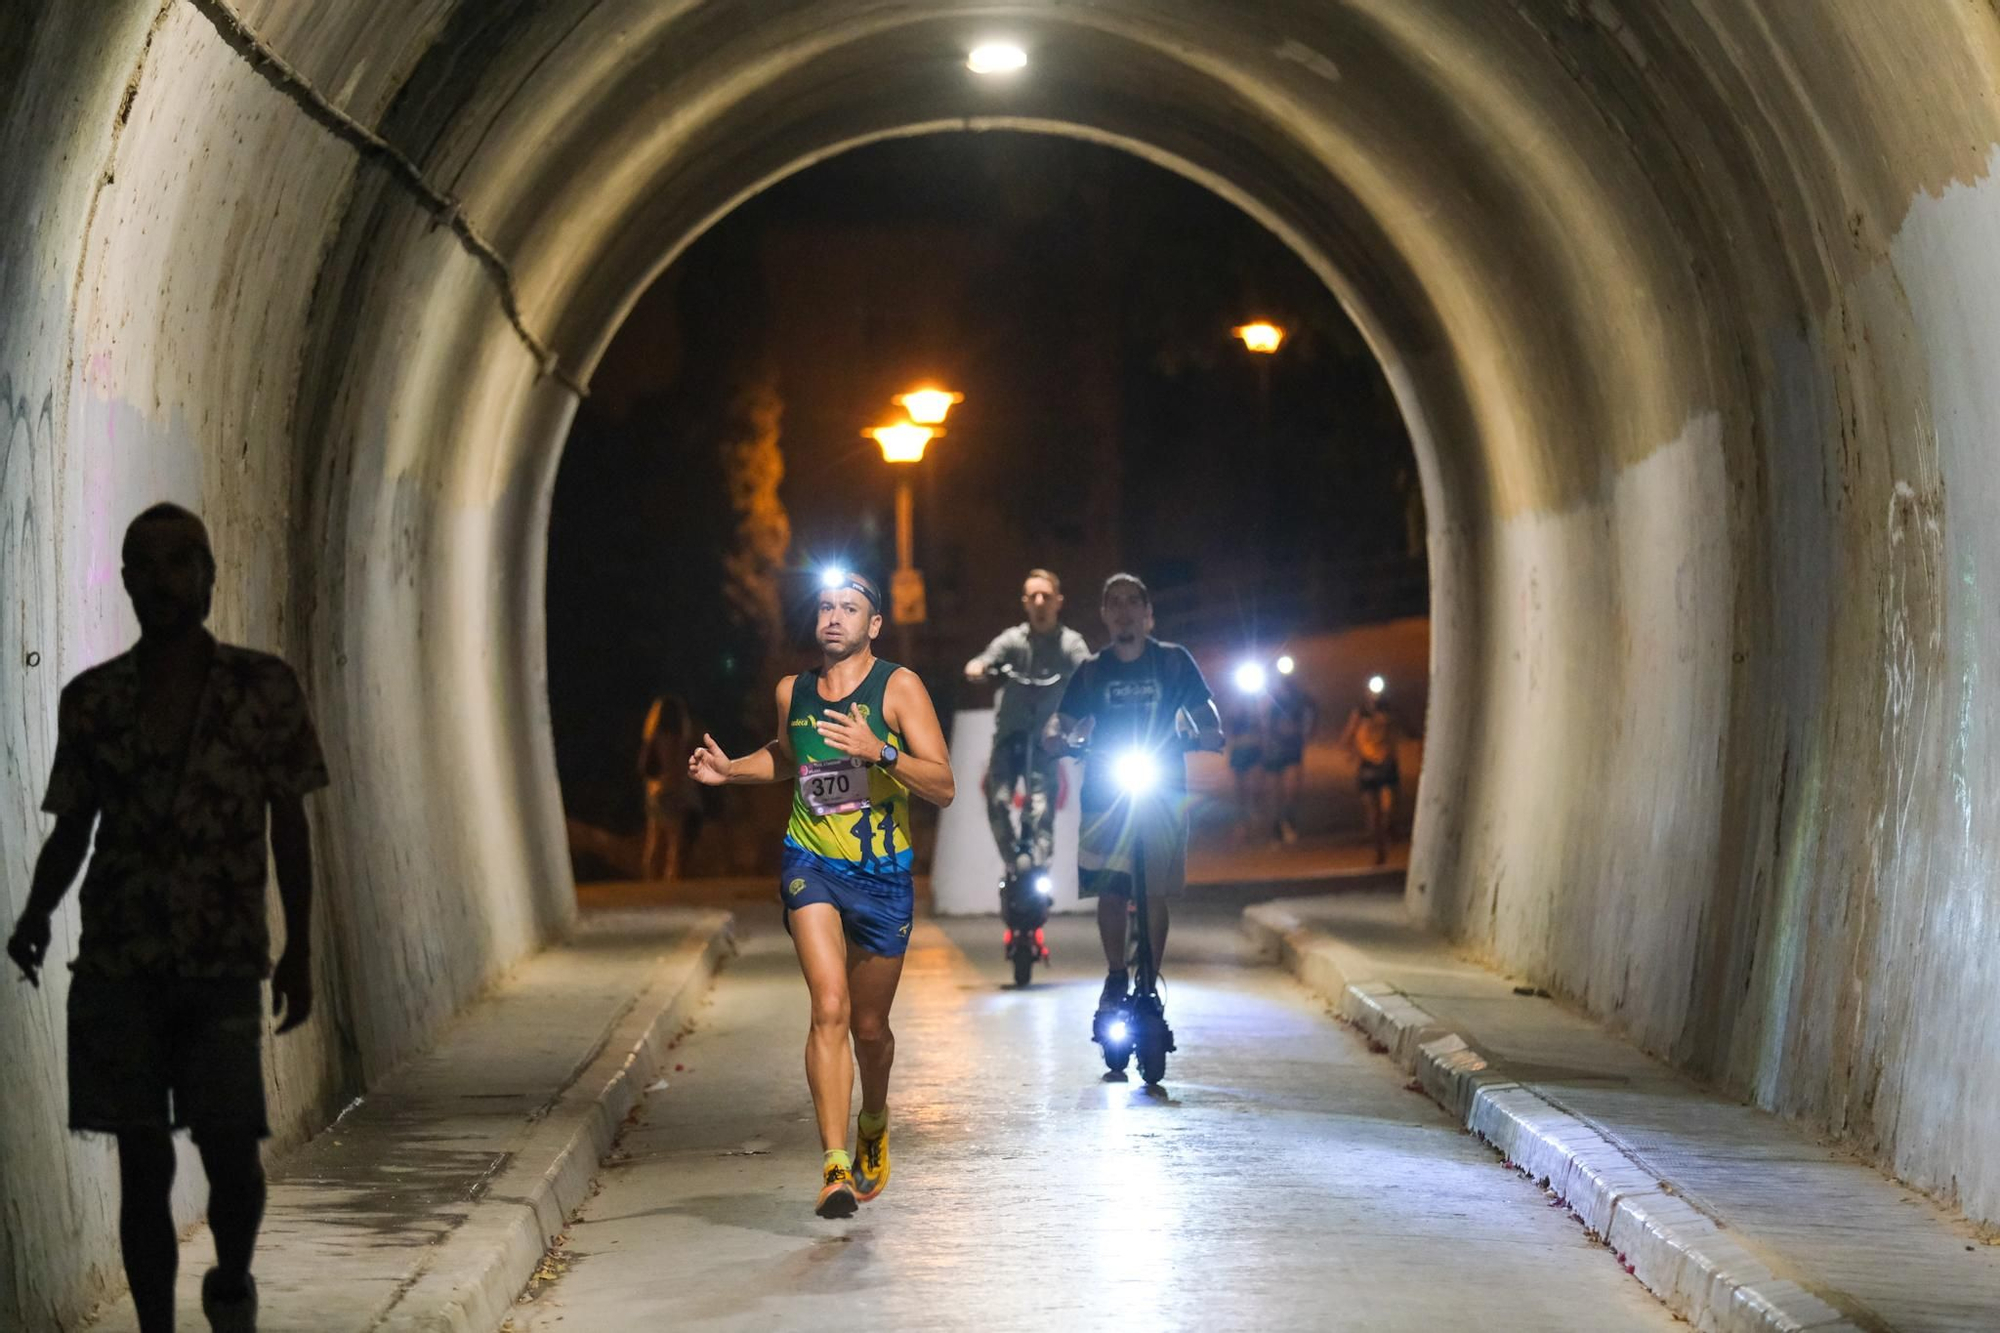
left=86, top=907, right=734, bottom=1333
left=1244, top=894, right=2000, bottom=1333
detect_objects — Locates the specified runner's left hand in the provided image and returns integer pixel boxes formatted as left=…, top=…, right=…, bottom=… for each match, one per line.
left=816, top=706, right=881, bottom=762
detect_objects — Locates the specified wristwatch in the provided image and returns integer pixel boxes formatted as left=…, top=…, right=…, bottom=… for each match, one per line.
left=878, top=742, right=900, bottom=768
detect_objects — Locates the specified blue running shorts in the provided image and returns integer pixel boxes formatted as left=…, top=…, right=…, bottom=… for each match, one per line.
left=779, top=847, right=915, bottom=957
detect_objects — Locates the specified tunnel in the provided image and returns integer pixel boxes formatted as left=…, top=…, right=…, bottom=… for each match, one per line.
left=4, top=1, right=1999, bottom=1324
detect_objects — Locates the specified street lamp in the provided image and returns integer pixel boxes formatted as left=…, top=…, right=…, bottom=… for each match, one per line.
left=1233, top=321, right=1286, bottom=549
left=894, top=386, right=964, bottom=426
left=865, top=388, right=959, bottom=643
left=866, top=420, right=938, bottom=465
left=1232, top=320, right=1287, bottom=353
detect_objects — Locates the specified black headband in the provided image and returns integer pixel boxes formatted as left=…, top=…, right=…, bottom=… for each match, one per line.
left=824, top=575, right=880, bottom=609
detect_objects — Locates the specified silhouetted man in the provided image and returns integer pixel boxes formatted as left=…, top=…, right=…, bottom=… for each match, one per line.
left=7, top=503, right=328, bottom=1333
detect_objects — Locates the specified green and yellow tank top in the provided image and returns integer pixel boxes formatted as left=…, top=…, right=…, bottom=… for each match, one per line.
left=784, top=658, right=914, bottom=879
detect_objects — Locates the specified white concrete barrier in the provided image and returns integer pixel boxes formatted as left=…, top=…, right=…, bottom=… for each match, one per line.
left=931, top=709, right=1084, bottom=916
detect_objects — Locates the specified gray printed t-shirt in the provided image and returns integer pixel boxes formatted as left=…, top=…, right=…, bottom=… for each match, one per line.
left=974, top=623, right=1092, bottom=738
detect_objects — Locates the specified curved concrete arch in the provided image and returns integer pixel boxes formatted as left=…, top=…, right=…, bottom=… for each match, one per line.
left=5, top=1, right=2000, bottom=1322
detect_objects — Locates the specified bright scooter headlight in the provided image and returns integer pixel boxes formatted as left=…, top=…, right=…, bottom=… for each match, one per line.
left=1107, top=1019, right=1129, bottom=1043
left=1233, top=661, right=1268, bottom=695
left=1113, top=748, right=1160, bottom=797
left=1034, top=872, right=1054, bottom=897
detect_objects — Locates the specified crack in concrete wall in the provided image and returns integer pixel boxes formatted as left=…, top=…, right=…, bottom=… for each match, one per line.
left=184, top=0, right=588, bottom=397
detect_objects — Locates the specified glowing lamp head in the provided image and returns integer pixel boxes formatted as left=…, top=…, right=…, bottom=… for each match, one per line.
left=1233, top=321, right=1287, bottom=354
left=820, top=565, right=848, bottom=590
left=1107, top=1019, right=1129, bottom=1043
left=865, top=420, right=938, bottom=463
left=1033, top=873, right=1054, bottom=898
left=894, top=387, right=964, bottom=425
left=1368, top=674, right=1387, bottom=697
left=1233, top=661, right=1269, bottom=695
left=1112, top=748, right=1160, bottom=797
left=1276, top=655, right=1296, bottom=676
left=967, top=42, right=1028, bottom=75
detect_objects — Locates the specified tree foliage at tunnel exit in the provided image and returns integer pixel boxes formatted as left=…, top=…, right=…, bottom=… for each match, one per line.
left=546, top=224, right=789, bottom=842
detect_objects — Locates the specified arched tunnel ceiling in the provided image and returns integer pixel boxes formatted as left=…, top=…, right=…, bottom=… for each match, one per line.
left=7, top=2, right=2000, bottom=1323
left=275, top=0, right=1775, bottom=513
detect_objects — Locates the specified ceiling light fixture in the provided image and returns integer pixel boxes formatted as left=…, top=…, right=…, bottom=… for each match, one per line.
left=967, top=42, right=1028, bottom=75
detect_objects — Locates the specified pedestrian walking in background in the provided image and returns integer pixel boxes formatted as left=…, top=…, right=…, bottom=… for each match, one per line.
left=7, top=503, right=330, bottom=1333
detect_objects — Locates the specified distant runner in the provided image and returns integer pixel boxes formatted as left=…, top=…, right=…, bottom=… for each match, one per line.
left=1339, top=682, right=1403, bottom=865
left=638, top=693, right=696, bottom=881
left=688, top=571, right=954, bottom=1219
left=1263, top=671, right=1318, bottom=844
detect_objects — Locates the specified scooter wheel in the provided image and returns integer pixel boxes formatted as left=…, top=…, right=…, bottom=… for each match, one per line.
left=1012, top=947, right=1035, bottom=988
left=1102, top=1041, right=1133, bottom=1074
left=1138, top=1032, right=1169, bottom=1086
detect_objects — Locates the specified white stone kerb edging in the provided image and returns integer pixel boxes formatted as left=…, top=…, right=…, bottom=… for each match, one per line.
left=1240, top=903, right=1861, bottom=1333
left=375, top=913, right=737, bottom=1333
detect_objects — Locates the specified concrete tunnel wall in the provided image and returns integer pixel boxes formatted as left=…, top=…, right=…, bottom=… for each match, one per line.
left=3, top=0, right=1999, bottom=1322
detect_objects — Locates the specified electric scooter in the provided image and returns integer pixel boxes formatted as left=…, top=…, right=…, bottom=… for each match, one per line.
left=986, top=662, right=1066, bottom=987
left=1075, top=736, right=1182, bottom=1086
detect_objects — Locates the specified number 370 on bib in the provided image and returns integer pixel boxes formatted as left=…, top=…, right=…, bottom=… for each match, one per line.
left=799, top=757, right=871, bottom=817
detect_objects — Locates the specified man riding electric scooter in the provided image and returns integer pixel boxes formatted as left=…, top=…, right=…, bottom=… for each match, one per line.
left=1044, top=573, right=1222, bottom=1083
left=966, top=570, right=1090, bottom=984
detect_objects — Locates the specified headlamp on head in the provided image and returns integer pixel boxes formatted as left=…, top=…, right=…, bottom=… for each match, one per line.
left=817, top=567, right=880, bottom=610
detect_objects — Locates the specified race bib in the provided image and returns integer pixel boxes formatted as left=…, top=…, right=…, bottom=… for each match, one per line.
left=799, top=756, right=871, bottom=817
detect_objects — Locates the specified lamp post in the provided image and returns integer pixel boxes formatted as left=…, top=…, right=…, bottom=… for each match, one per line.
left=864, top=388, right=960, bottom=657
left=1232, top=322, right=1286, bottom=593
left=864, top=421, right=937, bottom=583
left=1231, top=320, right=1286, bottom=426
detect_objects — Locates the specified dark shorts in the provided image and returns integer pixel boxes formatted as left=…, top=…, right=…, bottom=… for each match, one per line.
left=779, top=849, right=915, bottom=957
left=1228, top=744, right=1264, bottom=774
left=67, top=970, right=268, bottom=1139
left=1358, top=758, right=1401, bottom=793
left=1077, top=802, right=1188, bottom=900
left=1262, top=740, right=1305, bottom=772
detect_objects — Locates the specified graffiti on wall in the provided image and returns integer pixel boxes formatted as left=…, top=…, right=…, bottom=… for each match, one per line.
left=1, top=370, right=61, bottom=903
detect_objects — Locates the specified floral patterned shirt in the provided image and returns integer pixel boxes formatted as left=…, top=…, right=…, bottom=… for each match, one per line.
left=41, top=641, right=329, bottom=978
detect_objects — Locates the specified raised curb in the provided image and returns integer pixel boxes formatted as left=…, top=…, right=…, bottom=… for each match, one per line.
left=373, top=912, right=736, bottom=1333
left=1243, top=903, right=1862, bottom=1333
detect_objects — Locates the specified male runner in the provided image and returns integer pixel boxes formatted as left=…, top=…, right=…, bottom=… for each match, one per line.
left=688, top=571, right=953, bottom=1219
left=1339, top=681, right=1404, bottom=865
left=1044, top=574, right=1222, bottom=1028
left=964, top=569, right=1090, bottom=874
left=1263, top=671, right=1319, bottom=844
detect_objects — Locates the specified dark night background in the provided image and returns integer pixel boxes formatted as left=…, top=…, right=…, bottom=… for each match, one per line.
left=546, top=132, right=1421, bottom=876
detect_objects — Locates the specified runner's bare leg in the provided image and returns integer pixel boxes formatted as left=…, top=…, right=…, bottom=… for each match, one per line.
left=789, top=904, right=853, bottom=1150
left=847, top=948, right=906, bottom=1118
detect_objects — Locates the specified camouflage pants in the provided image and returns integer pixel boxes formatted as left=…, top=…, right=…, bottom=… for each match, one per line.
left=986, top=733, right=1059, bottom=869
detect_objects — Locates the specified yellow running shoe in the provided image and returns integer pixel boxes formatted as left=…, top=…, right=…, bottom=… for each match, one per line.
left=853, top=1121, right=891, bottom=1202
left=816, top=1163, right=858, bottom=1219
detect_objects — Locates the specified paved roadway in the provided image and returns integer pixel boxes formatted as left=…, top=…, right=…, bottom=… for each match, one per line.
left=507, top=906, right=1677, bottom=1332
